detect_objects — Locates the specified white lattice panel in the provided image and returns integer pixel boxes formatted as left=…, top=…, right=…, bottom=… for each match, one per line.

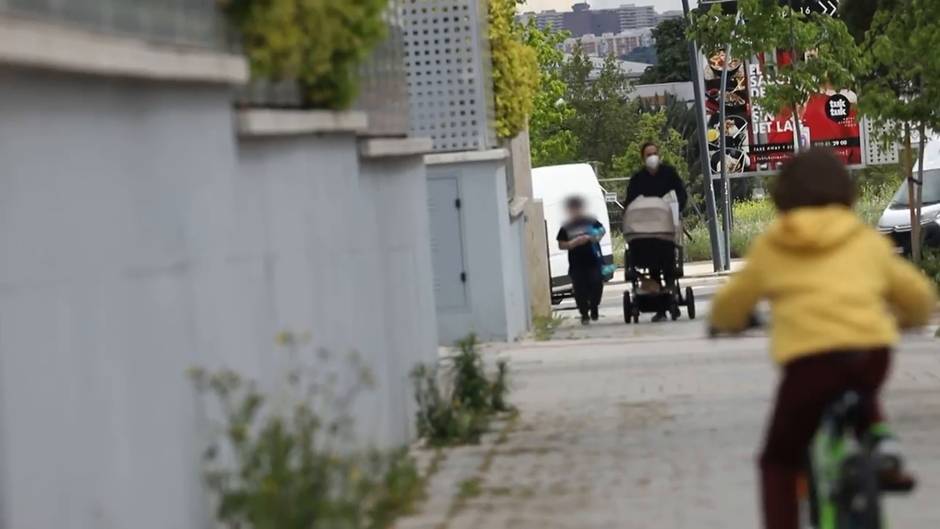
left=864, top=118, right=900, bottom=166
left=400, top=0, right=496, bottom=152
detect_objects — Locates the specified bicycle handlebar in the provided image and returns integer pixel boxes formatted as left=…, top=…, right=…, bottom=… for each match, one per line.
left=707, top=313, right=764, bottom=338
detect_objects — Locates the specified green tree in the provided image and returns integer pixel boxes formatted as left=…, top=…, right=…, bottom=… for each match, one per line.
left=524, top=22, right=580, bottom=167
left=489, top=0, right=539, bottom=138
left=561, top=49, right=639, bottom=176
left=839, top=0, right=897, bottom=42
left=638, top=19, right=691, bottom=84
left=858, top=0, right=940, bottom=263
left=612, top=110, right=688, bottom=196
left=624, top=46, right=657, bottom=65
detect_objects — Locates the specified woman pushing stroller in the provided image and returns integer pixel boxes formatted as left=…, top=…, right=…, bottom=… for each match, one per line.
left=623, top=142, right=689, bottom=322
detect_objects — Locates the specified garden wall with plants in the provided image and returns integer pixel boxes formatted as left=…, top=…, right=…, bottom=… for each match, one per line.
left=0, top=4, right=439, bottom=528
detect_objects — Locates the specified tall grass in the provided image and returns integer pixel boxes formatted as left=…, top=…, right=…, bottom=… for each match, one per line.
left=681, top=186, right=896, bottom=262
left=922, top=249, right=940, bottom=290
left=856, top=182, right=898, bottom=226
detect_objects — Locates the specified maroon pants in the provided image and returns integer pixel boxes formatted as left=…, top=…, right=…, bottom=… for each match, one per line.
left=760, top=349, right=891, bottom=529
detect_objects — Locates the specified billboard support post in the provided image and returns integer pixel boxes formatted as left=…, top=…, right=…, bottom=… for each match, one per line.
left=682, top=0, right=724, bottom=272
left=718, top=40, right=734, bottom=270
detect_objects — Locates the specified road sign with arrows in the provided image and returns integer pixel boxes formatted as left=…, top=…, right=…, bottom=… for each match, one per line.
left=700, top=0, right=840, bottom=16
left=804, top=0, right=839, bottom=15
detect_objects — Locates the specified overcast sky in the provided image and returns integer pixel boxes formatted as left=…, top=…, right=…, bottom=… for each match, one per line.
left=520, top=0, right=690, bottom=14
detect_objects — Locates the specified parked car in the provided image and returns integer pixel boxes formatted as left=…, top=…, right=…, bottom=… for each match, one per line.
left=877, top=138, right=940, bottom=254
left=532, top=163, right=615, bottom=304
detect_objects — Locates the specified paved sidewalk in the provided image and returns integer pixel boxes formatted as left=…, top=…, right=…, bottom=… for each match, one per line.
left=400, top=312, right=940, bottom=529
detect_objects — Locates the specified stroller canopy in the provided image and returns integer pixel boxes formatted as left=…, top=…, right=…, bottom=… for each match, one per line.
left=622, top=195, right=680, bottom=244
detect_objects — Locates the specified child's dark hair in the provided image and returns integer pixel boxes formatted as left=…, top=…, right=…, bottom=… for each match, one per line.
left=771, top=148, right=856, bottom=211
left=565, top=195, right=585, bottom=210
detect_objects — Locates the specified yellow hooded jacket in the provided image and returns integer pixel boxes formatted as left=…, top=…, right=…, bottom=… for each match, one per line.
left=710, top=206, right=938, bottom=365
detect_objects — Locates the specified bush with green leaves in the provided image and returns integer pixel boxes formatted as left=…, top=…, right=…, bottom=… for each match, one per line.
left=524, top=22, right=579, bottom=167
left=683, top=184, right=907, bottom=262
left=489, top=0, right=540, bottom=138
left=220, top=0, right=388, bottom=109
left=922, top=249, right=940, bottom=290
left=189, top=352, right=422, bottom=529
left=411, top=335, right=512, bottom=446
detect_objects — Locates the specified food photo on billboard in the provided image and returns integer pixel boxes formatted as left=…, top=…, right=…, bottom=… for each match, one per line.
left=703, top=49, right=751, bottom=175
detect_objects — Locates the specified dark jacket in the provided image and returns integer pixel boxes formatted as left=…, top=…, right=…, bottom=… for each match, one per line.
left=625, top=164, right=688, bottom=212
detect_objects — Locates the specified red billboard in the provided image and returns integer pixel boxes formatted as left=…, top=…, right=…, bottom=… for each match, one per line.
left=702, top=49, right=862, bottom=175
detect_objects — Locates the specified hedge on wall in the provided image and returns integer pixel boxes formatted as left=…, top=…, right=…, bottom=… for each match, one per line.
left=488, top=0, right=539, bottom=139
left=220, top=0, right=388, bottom=109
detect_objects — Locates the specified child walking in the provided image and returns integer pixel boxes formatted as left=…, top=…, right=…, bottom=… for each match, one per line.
left=557, top=195, right=607, bottom=325
left=709, top=149, right=937, bottom=529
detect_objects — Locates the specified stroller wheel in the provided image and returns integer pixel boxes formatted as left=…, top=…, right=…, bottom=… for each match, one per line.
left=686, top=287, right=696, bottom=320
left=623, top=292, right=633, bottom=324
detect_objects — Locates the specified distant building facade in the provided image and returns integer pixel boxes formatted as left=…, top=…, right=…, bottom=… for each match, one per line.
left=562, top=28, right=653, bottom=59
left=563, top=54, right=652, bottom=83
left=520, top=2, right=665, bottom=37
left=658, top=10, right=684, bottom=22
left=629, top=82, right=696, bottom=107
left=618, top=4, right=657, bottom=30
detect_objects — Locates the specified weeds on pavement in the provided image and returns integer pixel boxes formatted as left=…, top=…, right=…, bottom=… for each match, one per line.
left=411, top=335, right=514, bottom=446
left=921, top=249, right=940, bottom=289
left=532, top=313, right=566, bottom=341
left=189, top=345, right=424, bottom=529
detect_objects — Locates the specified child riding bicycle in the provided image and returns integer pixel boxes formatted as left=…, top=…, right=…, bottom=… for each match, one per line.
left=709, top=148, right=938, bottom=529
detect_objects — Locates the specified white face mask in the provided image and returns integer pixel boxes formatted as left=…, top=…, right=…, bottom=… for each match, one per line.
left=645, top=154, right=661, bottom=171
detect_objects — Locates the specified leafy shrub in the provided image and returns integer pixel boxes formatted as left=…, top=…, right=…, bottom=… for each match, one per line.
left=411, top=335, right=513, bottom=446
left=855, top=181, right=897, bottom=226
left=922, top=248, right=940, bottom=289
left=532, top=314, right=566, bottom=341
left=220, top=0, right=388, bottom=109
left=189, top=353, right=422, bottom=529
left=612, top=110, right=689, bottom=186
left=728, top=199, right=775, bottom=257
left=684, top=223, right=713, bottom=262
left=681, top=183, right=899, bottom=262
left=489, top=0, right=539, bottom=138
left=411, top=364, right=488, bottom=445
left=490, top=360, right=512, bottom=413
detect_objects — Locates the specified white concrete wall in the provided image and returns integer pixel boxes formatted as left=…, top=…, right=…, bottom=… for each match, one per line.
left=358, top=155, right=438, bottom=442
left=0, top=67, right=437, bottom=529
left=428, top=159, right=529, bottom=344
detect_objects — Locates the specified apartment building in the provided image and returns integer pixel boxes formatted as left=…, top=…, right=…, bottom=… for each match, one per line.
left=519, top=2, right=665, bottom=37
left=563, top=28, right=653, bottom=59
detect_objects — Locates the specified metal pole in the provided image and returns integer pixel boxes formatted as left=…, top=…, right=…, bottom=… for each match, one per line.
left=788, top=0, right=805, bottom=151
left=682, top=0, right=724, bottom=272
left=718, top=42, right=733, bottom=270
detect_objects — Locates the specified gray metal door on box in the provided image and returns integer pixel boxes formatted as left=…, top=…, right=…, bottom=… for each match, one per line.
left=427, top=177, right=468, bottom=309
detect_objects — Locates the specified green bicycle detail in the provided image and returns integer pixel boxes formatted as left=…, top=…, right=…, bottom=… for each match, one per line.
left=804, top=392, right=895, bottom=529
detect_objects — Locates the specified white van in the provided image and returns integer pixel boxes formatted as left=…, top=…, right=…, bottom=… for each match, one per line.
left=532, top=163, right=615, bottom=303
left=877, top=136, right=940, bottom=253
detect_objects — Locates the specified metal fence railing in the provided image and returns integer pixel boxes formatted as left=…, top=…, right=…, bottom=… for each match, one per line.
left=0, top=0, right=231, bottom=51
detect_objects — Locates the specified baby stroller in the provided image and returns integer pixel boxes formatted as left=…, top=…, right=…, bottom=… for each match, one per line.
left=621, top=195, right=696, bottom=324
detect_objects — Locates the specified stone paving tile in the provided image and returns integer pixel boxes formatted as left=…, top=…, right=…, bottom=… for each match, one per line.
left=400, top=310, right=940, bottom=529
